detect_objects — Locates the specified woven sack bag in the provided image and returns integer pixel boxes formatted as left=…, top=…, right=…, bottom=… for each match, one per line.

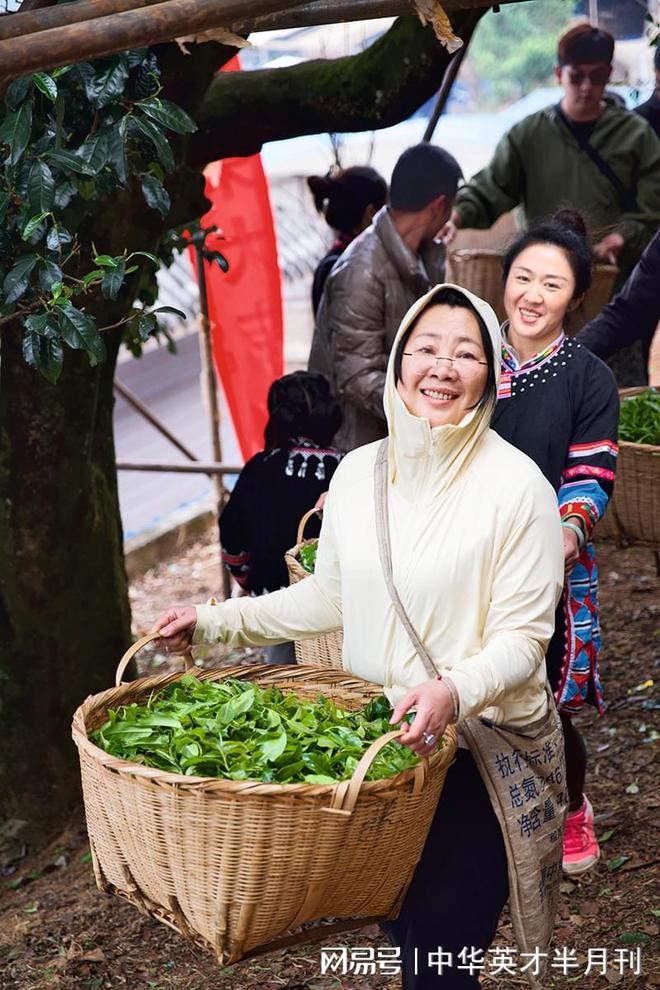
left=595, top=387, right=660, bottom=548
left=285, top=508, right=344, bottom=669
left=72, top=638, right=456, bottom=965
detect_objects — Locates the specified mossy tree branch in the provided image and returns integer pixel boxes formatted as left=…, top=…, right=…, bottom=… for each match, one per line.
left=187, top=11, right=482, bottom=167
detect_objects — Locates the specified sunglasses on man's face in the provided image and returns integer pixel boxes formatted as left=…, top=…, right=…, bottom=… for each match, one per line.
left=566, top=67, right=610, bottom=86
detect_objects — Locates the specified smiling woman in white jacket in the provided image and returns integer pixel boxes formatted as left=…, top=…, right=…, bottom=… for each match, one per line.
left=153, top=284, right=564, bottom=990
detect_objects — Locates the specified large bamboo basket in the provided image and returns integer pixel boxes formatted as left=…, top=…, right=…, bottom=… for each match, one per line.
left=285, top=508, right=344, bottom=669
left=72, top=636, right=456, bottom=965
left=446, top=248, right=618, bottom=333
left=595, top=388, right=660, bottom=548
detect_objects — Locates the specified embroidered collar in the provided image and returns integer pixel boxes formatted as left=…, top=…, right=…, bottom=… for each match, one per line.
left=501, top=326, right=566, bottom=373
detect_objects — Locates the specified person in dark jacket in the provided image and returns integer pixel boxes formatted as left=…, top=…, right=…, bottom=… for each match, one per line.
left=307, top=166, right=388, bottom=316
left=309, top=143, right=462, bottom=452
left=635, top=46, right=660, bottom=137
left=219, top=371, right=342, bottom=662
left=575, top=229, right=660, bottom=378
left=447, top=24, right=660, bottom=283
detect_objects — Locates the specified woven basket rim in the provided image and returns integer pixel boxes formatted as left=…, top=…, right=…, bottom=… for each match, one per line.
left=617, top=388, right=659, bottom=454
left=617, top=439, right=660, bottom=454
left=72, top=663, right=456, bottom=795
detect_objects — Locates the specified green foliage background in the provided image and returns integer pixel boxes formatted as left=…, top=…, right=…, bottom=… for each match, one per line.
left=467, top=0, right=577, bottom=109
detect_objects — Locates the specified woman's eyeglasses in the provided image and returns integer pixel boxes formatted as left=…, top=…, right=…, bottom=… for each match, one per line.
left=402, top=349, right=488, bottom=380
left=567, top=67, right=610, bottom=86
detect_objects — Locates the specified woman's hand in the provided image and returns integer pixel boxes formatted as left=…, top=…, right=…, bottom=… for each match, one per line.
left=151, top=605, right=197, bottom=654
left=593, top=232, right=624, bottom=266
left=438, top=209, right=460, bottom=246
left=562, top=526, right=581, bottom=580
left=390, top=679, right=454, bottom=756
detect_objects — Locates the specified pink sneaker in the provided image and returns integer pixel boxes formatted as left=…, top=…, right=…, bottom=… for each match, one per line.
left=563, top=796, right=601, bottom=875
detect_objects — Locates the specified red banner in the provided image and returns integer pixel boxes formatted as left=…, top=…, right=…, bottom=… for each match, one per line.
left=192, top=56, right=283, bottom=461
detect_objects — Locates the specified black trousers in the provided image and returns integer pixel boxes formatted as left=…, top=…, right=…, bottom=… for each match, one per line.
left=382, top=749, right=509, bottom=989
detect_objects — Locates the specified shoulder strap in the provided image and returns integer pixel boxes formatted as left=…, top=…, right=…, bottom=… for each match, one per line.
left=373, top=439, right=438, bottom=679
left=555, top=106, right=639, bottom=213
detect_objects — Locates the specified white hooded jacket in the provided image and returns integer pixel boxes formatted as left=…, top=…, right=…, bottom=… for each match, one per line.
left=194, top=285, right=564, bottom=728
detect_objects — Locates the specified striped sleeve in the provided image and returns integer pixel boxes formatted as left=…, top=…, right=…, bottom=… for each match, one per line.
left=558, top=357, right=620, bottom=537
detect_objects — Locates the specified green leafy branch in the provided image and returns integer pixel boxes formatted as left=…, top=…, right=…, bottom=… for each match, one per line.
left=0, top=49, right=198, bottom=383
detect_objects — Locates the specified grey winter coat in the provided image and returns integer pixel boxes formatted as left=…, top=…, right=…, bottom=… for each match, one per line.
left=308, top=207, right=446, bottom=452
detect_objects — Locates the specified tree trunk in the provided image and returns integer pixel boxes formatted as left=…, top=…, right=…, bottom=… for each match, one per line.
left=0, top=323, right=130, bottom=839
left=0, top=11, right=477, bottom=840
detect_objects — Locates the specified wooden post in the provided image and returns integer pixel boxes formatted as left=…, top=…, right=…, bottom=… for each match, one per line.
left=113, top=378, right=201, bottom=464
left=195, top=244, right=231, bottom=601
left=0, top=0, right=316, bottom=80
left=0, top=0, right=163, bottom=41
left=421, top=12, right=479, bottom=143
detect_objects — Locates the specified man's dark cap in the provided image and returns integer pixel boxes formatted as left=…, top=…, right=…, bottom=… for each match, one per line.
left=390, top=144, right=463, bottom=212
left=557, top=24, right=615, bottom=66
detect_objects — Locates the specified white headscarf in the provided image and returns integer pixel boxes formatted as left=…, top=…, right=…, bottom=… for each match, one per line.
left=383, top=282, right=502, bottom=501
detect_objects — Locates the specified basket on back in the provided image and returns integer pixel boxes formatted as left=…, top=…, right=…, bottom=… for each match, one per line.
left=446, top=248, right=617, bottom=333
left=595, top=387, right=660, bottom=548
left=72, top=638, right=457, bottom=965
left=285, top=507, right=344, bottom=668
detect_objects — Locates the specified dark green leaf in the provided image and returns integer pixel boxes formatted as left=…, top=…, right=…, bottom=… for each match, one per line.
left=127, top=250, right=160, bottom=266
left=93, top=256, right=118, bottom=268
left=151, top=306, right=186, bottom=320
left=46, top=225, right=72, bottom=252
left=140, top=173, right=170, bottom=215
left=84, top=61, right=129, bottom=108
left=137, top=313, right=157, bottom=341
left=131, top=114, right=174, bottom=172
left=3, top=254, right=39, bottom=305
left=53, top=181, right=76, bottom=210
left=128, top=48, right=150, bottom=69
left=607, top=855, right=632, bottom=872
left=22, top=326, right=63, bottom=384
left=25, top=311, right=59, bottom=339
left=0, top=102, right=33, bottom=166
left=59, top=303, right=106, bottom=364
left=5, top=76, right=32, bottom=111
left=74, top=178, right=96, bottom=200
left=211, top=251, right=229, bottom=273
left=137, top=98, right=197, bottom=135
left=78, top=133, right=109, bottom=173
left=32, top=72, right=58, bottom=102
left=28, top=160, right=55, bottom=214
left=51, top=65, right=73, bottom=80
left=0, top=191, right=9, bottom=226
left=24, top=312, right=49, bottom=335
left=105, top=118, right=128, bottom=185
left=22, top=212, right=50, bottom=241
left=46, top=149, right=94, bottom=175
left=81, top=270, right=105, bottom=289
left=618, top=932, right=650, bottom=945
left=101, top=258, right=126, bottom=300
left=38, top=259, right=63, bottom=292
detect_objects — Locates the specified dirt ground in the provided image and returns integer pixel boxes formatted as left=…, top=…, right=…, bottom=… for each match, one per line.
left=0, top=531, right=658, bottom=990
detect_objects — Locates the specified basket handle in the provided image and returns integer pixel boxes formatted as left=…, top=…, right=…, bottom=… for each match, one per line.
left=327, top=729, right=428, bottom=817
left=296, top=507, right=322, bottom=545
left=114, top=632, right=194, bottom=687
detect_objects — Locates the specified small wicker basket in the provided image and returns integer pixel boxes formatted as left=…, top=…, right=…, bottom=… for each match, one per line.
left=285, top=508, right=344, bottom=669
left=595, top=387, right=660, bottom=548
left=72, top=637, right=456, bottom=965
left=446, top=248, right=618, bottom=333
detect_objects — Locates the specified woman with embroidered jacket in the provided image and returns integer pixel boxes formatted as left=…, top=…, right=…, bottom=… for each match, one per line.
left=492, top=210, right=619, bottom=877
left=218, top=370, right=342, bottom=663
left=152, top=284, right=564, bottom=989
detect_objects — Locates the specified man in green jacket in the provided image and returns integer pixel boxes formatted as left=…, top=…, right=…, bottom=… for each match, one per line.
left=448, top=24, right=660, bottom=283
